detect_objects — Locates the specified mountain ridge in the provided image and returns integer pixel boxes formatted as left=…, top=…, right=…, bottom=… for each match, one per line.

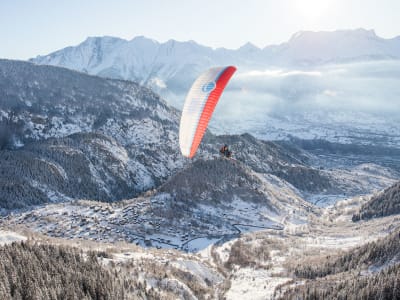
left=31, top=28, right=400, bottom=58
left=30, top=28, right=400, bottom=107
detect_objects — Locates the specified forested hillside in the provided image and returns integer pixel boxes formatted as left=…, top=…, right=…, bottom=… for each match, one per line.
left=0, top=132, right=149, bottom=208
left=280, top=230, right=400, bottom=299
left=0, top=242, right=157, bottom=299
left=353, top=181, right=400, bottom=221
left=0, top=59, right=184, bottom=208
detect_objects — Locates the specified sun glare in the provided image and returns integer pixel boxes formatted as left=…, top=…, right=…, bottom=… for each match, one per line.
left=295, top=0, right=332, bottom=19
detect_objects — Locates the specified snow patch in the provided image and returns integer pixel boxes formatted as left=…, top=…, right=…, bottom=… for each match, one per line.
left=0, top=230, right=27, bottom=245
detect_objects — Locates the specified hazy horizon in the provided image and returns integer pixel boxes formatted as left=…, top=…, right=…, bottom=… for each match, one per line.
left=1, top=0, right=400, bottom=60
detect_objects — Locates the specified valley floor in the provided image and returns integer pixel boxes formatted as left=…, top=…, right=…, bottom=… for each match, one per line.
left=1, top=191, right=400, bottom=299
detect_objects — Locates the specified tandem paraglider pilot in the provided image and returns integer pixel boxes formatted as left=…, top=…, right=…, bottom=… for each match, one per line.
left=220, top=144, right=232, bottom=158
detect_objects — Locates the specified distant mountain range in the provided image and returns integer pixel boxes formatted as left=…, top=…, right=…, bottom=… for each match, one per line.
left=30, top=29, right=400, bottom=105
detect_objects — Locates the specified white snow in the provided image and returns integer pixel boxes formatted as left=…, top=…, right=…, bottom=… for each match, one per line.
left=113, top=251, right=154, bottom=262
left=186, top=237, right=221, bottom=252
left=171, top=259, right=223, bottom=285
left=0, top=230, right=27, bottom=245
left=225, top=268, right=291, bottom=300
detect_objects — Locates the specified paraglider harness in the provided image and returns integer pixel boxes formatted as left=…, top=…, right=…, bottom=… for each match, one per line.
left=220, top=144, right=232, bottom=158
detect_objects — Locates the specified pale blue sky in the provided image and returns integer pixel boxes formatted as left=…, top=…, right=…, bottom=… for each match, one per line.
left=1, top=0, right=399, bottom=60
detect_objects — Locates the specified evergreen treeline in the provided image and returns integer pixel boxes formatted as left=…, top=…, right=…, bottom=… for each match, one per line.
left=160, top=158, right=273, bottom=207
left=0, top=113, right=23, bottom=150
left=224, top=239, right=270, bottom=269
left=280, top=263, right=400, bottom=300
left=293, top=230, right=400, bottom=279
left=271, top=165, right=332, bottom=193
left=0, top=133, right=137, bottom=209
left=353, top=181, right=400, bottom=221
left=0, top=241, right=156, bottom=300
left=280, top=230, right=400, bottom=299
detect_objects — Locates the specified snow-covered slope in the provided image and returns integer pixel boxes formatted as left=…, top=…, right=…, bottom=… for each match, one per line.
left=0, top=59, right=185, bottom=207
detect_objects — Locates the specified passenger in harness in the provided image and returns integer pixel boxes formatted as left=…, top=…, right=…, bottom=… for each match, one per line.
left=219, top=144, right=232, bottom=158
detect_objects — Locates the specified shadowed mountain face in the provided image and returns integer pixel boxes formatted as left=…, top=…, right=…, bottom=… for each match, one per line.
left=0, top=132, right=153, bottom=208
left=160, top=158, right=273, bottom=207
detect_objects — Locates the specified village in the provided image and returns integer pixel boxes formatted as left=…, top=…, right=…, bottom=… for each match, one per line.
left=1, top=195, right=284, bottom=252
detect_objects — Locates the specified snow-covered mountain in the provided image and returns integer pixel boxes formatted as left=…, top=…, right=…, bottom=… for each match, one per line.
left=30, top=36, right=236, bottom=101
left=31, top=29, right=400, bottom=76
left=29, top=29, right=400, bottom=150
left=0, top=59, right=185, bottom=207
left=265, top=29, right=400, bottom=66
left=30, top=29, right=400, bottom=104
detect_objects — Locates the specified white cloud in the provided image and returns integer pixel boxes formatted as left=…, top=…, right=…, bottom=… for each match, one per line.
left=237, top=69, right=322, bottom=78
left=149, top=77, right=167, bottom=89
left=226, top=61, right=400, bottom=116
left=322, top=89, right=338, bottom=97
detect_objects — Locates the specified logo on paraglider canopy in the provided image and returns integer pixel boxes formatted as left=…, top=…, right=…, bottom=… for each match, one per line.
left=202, top=81, right=216, bottom=93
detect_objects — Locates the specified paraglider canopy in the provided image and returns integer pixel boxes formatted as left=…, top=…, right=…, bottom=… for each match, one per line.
left=179, top=66, right=236, bottom=158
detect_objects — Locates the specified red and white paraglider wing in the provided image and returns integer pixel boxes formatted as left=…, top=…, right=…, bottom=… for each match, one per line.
left=179, top=66, right=237, bottom=158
